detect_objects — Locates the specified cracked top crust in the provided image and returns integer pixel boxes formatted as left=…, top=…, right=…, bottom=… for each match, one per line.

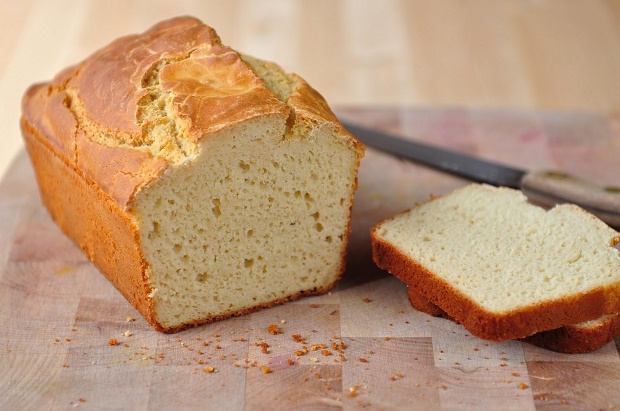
left=20, top=16, right=319, bottom=208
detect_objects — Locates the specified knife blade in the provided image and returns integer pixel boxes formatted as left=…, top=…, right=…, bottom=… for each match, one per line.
left=342, top=120, right=620, bottom=228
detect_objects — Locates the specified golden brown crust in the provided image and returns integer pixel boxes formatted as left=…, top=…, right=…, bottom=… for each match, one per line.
left=21, top=116, right=158, bottom=327
left=21, top=83, right=169, bottom=208
left=371, top=224, right=616, bottom=341
left=65, top=16, right=288, bottom=142
left=288, top=75, right=342, bottom=126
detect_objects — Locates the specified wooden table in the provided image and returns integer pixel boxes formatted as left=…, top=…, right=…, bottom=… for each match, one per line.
left=1, top=107, right=619, bottom=410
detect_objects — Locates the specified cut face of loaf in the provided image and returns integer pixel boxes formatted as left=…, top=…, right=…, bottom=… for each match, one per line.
left=406, top=286, right=620, bottom=353
left=371, top=184, right=620, bottom=341
left=136, top=114, right=360, bottom=329
left=20, top=17, right=364, bottom=332
left=136, top=116, right=359, bottom=329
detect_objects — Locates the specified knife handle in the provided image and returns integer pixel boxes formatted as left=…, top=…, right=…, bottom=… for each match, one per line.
left=521, top=170, right=620, bottom=229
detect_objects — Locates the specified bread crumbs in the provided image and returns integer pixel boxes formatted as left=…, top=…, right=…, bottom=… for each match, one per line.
left=257, top=341, right=270, bottom=354
left=390, top=373, right=404, bottom=381
left=347, top=385, right=361, bottom=398
left=518, top=383, right=529, bottom=390
left=295, top=347, right=309, bottom=356
left=267, top=324, right=282, bottom=335
left=260, top=365, right=272, bottom=374
left=108, top=339, right=119, bottom=346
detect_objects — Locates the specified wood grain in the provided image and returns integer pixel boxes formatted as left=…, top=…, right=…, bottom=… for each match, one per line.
left=3, top=0, right=620, bottom=179
left=1, top=107, right=619, bottom=410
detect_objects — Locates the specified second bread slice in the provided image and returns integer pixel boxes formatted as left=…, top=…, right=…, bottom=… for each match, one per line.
left=406, top=286, right=620, bottom=353
left=371, top=184, right=620, bottom=341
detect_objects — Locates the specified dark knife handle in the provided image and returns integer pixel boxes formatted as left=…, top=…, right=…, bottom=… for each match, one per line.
left=521, top=170, right=620, bottom=229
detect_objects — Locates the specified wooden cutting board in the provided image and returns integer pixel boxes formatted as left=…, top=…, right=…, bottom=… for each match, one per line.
left=1, top=107, right=619, bottom=410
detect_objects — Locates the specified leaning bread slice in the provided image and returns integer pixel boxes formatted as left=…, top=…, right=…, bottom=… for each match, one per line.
left=523, top=313, right=620, bottom=354
left=406, top=284, right=452, bottom=319
left=406, top=285, right=620, bottom=353
left=371, top=184, right=620, bottom=341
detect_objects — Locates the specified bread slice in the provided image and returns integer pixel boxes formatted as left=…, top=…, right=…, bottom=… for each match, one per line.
left=20, top=17, right=364, bottom=332
left=406, top=285, right=620, bottom=353
left=406, top=284, right=453, bottom=319
left=522, top=313, right=620, bottom=353
left=371, top=184, right=620, bottom=341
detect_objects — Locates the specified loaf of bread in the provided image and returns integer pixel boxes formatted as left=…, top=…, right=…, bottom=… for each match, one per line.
left=371, top=184, right=620, bottom=341
left=20, top=16, right=364, bottom=332
left=406, top=286, right=620, bottom=353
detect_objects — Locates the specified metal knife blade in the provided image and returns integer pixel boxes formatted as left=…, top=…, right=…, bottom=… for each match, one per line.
left=342, top=120, right=620, bottom=228
left=342, top=121, right=525, bottom=189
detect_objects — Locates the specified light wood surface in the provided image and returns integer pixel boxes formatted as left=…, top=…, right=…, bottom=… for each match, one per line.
left=2, top=0, right=620, bottom=178
left=2, top=107, right=620, bottom=410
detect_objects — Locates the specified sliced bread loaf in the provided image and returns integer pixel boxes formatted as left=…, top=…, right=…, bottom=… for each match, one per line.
left=371, top=184, right=620, bottom=341
left=21, top=17, right=364, bottom=332
left=406, top=285, right=620, bottom=353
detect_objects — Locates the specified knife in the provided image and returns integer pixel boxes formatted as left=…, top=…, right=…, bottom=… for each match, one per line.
left=342, top=121, right=620, bottom=228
